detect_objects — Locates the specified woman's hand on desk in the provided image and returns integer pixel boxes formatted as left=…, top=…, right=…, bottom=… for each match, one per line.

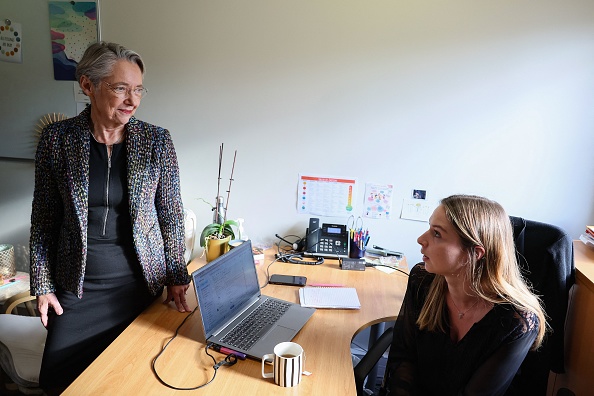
left=37, top=293, right=63, bottom=328
left=164, top=284, right=191, bottom=312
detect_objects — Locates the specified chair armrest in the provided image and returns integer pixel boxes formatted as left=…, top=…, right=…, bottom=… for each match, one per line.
left=3, top=291, right=37, bottom=315
left=354, top=326, right=394, bottom=395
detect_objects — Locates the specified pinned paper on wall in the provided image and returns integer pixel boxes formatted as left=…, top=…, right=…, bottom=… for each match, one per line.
left=0, top=19, right=22, bottom=64
left=297, top=174, right=357, bottom=217
left=363, top=183, right=393, bottom=219
left=400, top=198, right=436, bottom=222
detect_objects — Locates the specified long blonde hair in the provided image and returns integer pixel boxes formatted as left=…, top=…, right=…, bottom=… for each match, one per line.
left=417, top=195, right=546, bottom=349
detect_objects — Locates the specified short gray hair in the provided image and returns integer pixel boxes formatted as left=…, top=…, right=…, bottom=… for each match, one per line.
left=75, top=41, right=145, bottom=86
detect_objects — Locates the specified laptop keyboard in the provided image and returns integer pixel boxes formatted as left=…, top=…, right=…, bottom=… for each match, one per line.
left=220, top=298, right=291, bottom=350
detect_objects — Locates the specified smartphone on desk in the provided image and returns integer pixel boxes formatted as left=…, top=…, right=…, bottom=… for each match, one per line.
left=269, top=274, right=307, bottom=287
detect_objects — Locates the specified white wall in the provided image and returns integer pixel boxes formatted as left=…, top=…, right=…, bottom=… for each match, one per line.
left=0, top=160, right=34, bottom=272
left=2, top=0, right=594, bottom=268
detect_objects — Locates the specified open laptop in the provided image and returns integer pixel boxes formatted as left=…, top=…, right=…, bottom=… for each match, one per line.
left=191, top=240, right=316, bottom=360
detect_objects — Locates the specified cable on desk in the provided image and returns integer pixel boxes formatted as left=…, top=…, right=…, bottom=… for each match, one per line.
left=260, top=255, right=282, bottom=289
left=276, top=252, right=324, bottom=265
left=260, top=242, right=323, bottom=289
left=151, top=306, right=238, bottom=390
left=365, top=263, right=410, bottom=277
left=274, top=234, right=324, bottom=265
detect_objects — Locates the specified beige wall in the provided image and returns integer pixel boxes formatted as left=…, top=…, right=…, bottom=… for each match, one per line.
left=2, top=0, right=594, bottom=268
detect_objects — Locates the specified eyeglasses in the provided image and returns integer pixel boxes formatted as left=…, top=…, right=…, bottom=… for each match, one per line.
left=102, top=81, right=148, bottom=98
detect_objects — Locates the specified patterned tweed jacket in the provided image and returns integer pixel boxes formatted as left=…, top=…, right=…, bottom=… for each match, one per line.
left=30, top=107, right=191, bottom=298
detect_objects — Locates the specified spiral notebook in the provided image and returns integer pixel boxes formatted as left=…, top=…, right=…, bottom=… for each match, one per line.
left=298, top=286, right=361, bottom=309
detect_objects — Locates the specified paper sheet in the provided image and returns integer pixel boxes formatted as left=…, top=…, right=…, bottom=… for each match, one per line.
left=400, top=199, right=437, bottom=222
left=299, top=287, right=361, bottom=309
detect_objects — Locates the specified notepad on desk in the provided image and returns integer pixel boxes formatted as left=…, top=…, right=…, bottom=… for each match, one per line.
left=298, top=286, right=361, bottom=309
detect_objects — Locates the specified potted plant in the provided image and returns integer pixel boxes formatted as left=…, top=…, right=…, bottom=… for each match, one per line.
left=199, top=144, right=240, bottom=262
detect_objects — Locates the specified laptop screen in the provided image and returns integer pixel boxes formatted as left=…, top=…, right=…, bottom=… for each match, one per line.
left=192, top=241, right=260, bottom=337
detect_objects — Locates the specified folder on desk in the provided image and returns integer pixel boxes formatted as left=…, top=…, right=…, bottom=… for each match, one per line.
left=299, top=286, right=361, bottom=309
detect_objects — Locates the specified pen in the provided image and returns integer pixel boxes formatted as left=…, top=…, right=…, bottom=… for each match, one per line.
left=309, top=283, right=344, bottom=287
left=210, top=344, right=247, bottom=360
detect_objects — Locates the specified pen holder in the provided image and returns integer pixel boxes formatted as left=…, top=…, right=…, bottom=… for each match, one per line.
left=349, top=239, right=366, bottom=259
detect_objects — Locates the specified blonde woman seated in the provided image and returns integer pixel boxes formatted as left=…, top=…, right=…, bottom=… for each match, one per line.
left=380, top=195, right=545, bottom=396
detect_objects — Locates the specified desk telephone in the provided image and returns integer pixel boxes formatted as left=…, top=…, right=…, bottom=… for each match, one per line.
left=304, top=218, right=349, bottom=258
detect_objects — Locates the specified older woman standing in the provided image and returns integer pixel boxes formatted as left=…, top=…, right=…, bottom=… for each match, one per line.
left=30, top=42, right=191, bottom=393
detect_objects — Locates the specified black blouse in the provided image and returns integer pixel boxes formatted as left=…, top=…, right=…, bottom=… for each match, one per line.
left=86, top=137, right=142, bottom=284
left=380, top=264, right=538, bottom=396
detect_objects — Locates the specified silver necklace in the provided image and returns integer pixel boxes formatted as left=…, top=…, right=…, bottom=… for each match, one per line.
left=90, top=130, right=125, bottom=147
left=449, top=294, right=479, bottom=320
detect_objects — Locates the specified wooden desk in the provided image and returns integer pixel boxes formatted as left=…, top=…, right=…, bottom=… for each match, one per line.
left=549, top=241, right=594, bottom=395
left=63, top=251, right=408, bottom=395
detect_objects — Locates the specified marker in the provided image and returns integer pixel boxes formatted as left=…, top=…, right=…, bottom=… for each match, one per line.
left=210, top=344, right=246, bottom=360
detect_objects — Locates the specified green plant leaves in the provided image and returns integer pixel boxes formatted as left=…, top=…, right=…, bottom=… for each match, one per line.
left=199, top=219, right=239, bottom=247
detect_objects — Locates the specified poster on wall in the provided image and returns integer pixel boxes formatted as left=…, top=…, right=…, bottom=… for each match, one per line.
left=363, top=183, right=393, bottom=219
left=297, top=174, right=357, bottom=217
left=0, top=19, right=22, bottom=63
left=49, top=1, right=98, bottom=81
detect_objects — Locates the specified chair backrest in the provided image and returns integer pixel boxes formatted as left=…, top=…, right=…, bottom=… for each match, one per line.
left=0, top=314, right=46, bottom=388
left=0, top=292, right=46, bottom=392
left=509, top=216, right=575, bottom=395
left=354, top=326, right=394, bottom=396
left=183, top=208, right=197, bottom=264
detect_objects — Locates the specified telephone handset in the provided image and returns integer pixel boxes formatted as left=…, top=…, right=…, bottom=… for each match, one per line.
left=304, top=217, right=349, bottom=258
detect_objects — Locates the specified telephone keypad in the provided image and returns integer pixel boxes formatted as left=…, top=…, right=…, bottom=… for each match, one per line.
left=319, top=238, right=347, bottom=254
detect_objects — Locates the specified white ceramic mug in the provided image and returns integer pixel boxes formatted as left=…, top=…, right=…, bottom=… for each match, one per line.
left=228, top=239, right=244, bottom=249
left=261, top=342, right=304, bottom=387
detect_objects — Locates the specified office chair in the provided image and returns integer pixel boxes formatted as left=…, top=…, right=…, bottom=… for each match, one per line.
left=354, top=326, right=394, bottom=396
left=354, top=216, right=574, bottom=396
left=0, top=291, right=46, bottom=395
left=183, top=208, right=197, bottom=264
left=509, top=216, right=574, bottom=395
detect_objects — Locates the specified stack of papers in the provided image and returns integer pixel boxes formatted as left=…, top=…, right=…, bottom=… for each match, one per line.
left=298, top=286, right=361, bottom=309
left=580, top=226, right=594, bottom=248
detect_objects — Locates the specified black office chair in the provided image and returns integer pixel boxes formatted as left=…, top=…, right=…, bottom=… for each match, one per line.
left=354, top=216, right=574, bottom=396
left=353, top=326, right=393, bottom=396
left=509, top=216, right=574, bottom=395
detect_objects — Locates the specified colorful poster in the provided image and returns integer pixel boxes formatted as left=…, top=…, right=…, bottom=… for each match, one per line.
left=49, top=1, right=97, bottom=81
left=297, top=174, right=357, bottom=217
left=364, top=183, right=393, bottom=219
left=0, top=19, right=22, bottom=63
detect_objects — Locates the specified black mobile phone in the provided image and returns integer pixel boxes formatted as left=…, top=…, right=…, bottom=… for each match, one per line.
left=269, top=274, right=307, bottom=286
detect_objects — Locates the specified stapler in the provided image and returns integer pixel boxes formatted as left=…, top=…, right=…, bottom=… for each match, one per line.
left=366, top=245, right=403, bottom=258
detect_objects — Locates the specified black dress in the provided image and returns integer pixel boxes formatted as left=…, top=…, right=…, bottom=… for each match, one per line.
left=380, top=264, right=539, bottom=396
left=39, top=137, right=158, bottom=391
